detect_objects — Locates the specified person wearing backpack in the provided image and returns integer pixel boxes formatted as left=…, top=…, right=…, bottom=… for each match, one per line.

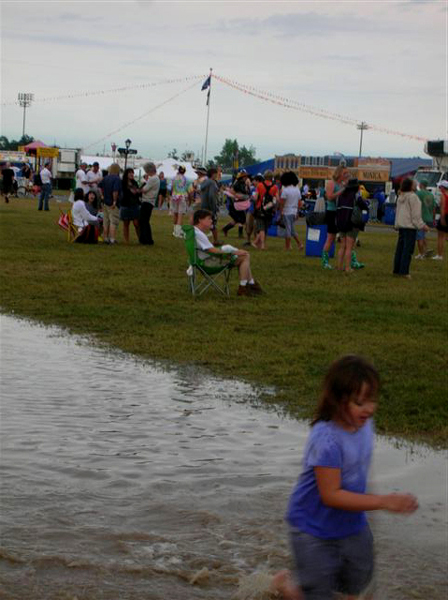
left=252, top=170, right=279, bottom=250
left=336, top=179, right=368, bottom=272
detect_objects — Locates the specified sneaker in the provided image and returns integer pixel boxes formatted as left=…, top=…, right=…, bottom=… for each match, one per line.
left=414, top=254, right=424, bottom=260
left=249, top=281, right=264, bottom=295
left=237, top=284, right=253, bottom=297
left=432, top=255, right=443, bottom=260
left=243, top=242, right=251, bottom=247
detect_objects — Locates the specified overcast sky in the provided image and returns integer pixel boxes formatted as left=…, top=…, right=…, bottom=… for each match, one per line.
left=1, top=0, right=446, bottom=163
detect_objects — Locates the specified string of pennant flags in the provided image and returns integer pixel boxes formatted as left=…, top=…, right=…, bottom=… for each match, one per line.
left=83, top=80, right=200, bottom=150
left=212, top=73, right=428, bottom=143
left=0, top=75, right=205, bottom=107
left=4, top=69, right=427, bottom=150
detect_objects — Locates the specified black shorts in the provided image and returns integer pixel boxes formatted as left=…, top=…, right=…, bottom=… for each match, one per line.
left=159, top=189, right=167, bottom=198
left=436, top=219, right=448, bottom=233
left=325, top=210, right=337, bottom=234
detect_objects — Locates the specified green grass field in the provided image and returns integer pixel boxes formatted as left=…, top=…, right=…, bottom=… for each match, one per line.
left=1, top=197, right=446, bottom=446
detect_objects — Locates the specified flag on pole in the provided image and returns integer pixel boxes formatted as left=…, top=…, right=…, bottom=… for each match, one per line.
left=201, top=76, right=211, bottom=91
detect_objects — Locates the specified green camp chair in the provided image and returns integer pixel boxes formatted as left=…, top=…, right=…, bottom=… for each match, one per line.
left=182, top=225, right=237, bottom=297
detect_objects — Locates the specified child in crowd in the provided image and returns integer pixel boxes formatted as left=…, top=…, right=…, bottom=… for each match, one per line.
left=171, top=165, right=189, bottom=238
left=273, top=355, right=418, bottom=600
left=279, top=171, right=304, bottom=251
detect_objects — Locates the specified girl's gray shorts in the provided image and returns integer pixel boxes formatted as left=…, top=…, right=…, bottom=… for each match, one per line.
left=289, top=524, right=374, bottom=599
left=284, top=213, right=297, bottom=237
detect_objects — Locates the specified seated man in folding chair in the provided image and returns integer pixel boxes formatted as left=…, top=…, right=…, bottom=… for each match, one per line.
left=193, top=209, right=263, bottom=297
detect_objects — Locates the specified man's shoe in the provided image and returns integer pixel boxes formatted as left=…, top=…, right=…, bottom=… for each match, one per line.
left=432, top=255, right=443, bottom=260
left=414, top=254, right=424, bottom=260
left=249, top=281, right=264, bottom=295
left=237, top=284, right=253, bottom=297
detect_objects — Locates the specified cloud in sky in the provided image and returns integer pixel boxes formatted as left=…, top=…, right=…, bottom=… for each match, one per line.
left=0, top=1, right=445, bottom=161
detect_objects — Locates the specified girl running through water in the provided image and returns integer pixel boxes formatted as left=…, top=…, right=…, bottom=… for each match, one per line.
left=273, top=355, right=418, bottom=600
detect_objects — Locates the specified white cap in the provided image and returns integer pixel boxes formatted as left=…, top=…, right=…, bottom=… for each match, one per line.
left=438, top=180, right=448, bottom=189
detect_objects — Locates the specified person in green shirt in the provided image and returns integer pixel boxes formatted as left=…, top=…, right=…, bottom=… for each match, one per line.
left=415, top=179, right=436, bottom=259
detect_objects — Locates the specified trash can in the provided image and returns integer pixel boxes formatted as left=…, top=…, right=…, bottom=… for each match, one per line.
left=306, top=224, right=335, bottom=257
left=384, top=203, right=396, bottom=226
left=267, top=224, right=277, bottom=237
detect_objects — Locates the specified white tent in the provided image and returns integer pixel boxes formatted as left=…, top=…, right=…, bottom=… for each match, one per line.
left=80, top=155, right=200, bottom=183
left=154, top=158, right=199, bottom=182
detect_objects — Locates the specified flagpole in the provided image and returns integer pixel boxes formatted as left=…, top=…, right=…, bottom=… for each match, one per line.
left=203, top=67, right=212, bottom=166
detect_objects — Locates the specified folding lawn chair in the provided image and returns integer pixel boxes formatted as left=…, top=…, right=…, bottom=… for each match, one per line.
left=182, top=225, right=237, bottom=297
left=58, top=208, right=78, bottom=242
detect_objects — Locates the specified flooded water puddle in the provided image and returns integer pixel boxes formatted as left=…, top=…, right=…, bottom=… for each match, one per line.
left=0, top=315, right=446, bottom=599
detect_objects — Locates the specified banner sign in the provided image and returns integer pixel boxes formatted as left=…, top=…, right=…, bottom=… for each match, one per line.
left=37, top=147, right=59, bottom=158
left=0, top=151, right=27, bottom=162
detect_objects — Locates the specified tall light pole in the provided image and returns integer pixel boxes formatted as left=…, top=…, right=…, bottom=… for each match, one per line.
left=357, top=121, right=369, bottom=158
left=17, top=93, right=34, bottom=138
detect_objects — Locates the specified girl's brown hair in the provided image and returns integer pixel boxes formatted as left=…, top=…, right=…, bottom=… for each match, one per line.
left=312, top=355, right=380, bottom=425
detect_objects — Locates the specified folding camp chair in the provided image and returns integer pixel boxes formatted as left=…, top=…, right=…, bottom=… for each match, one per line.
left=182, top=225, right=237, bottom=297
left=58, top=208, right=78, bottom=242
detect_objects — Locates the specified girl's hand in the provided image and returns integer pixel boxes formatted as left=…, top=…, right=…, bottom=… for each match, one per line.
left=381, top=493, right=418, bottom=514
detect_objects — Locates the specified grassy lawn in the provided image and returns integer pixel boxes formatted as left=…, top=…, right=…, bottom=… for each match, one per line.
left=1, top=197, right=446, bottom=446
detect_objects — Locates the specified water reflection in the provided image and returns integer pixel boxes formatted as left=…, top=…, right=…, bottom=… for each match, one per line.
left=0, top=315, right=446, bottom=599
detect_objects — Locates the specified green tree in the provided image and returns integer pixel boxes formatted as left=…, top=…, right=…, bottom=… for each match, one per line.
left=167, top=148, right=179, bottom=159
left=214, top=139, right=257, bottom=170
left=0, top=135, right=34, bottom=150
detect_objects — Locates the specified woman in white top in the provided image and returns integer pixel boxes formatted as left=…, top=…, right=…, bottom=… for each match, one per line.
left=139, top=162, right=159, bottom=245
left=71, top=188, right=99, bottom=244
left=279, top=171, right=304, bottom=251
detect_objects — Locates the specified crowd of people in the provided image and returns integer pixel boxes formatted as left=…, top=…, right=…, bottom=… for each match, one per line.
left=2, top=158, right=446, bottom=289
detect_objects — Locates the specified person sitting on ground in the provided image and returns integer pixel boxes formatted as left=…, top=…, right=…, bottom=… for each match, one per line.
left=71, top=188, right=99, bottom=244
left=193, top=209, right=263, bottom=297
left=252, top=170, right=279, bottom=250
left=85, top=189, right=99, bottom=216
left=279, top=171, right=304, bottom=251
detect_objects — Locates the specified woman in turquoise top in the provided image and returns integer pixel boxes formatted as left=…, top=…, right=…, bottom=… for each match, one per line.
left=322, top=166, right=349, bottom=269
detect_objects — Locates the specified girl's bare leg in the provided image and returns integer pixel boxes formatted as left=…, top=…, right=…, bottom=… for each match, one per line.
left=133, top=218, right=140, bottom=240
left=323, top=233, right=335, bottom=253
left=123, top=221, right=130, bottom=244
left=345, top=237, right=355, bottom=271
left=337, top=238, right=346, bottom=270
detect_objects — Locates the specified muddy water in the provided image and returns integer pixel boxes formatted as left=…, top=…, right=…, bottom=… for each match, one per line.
left=0, top=316, right=445, bottom=600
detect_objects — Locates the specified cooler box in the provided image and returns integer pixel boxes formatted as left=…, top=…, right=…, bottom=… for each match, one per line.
left=384, top=203, right=396, bottom=225
left=267, top=224, right=277, bottom=237
left=306, top=224, right=335, bottom=257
